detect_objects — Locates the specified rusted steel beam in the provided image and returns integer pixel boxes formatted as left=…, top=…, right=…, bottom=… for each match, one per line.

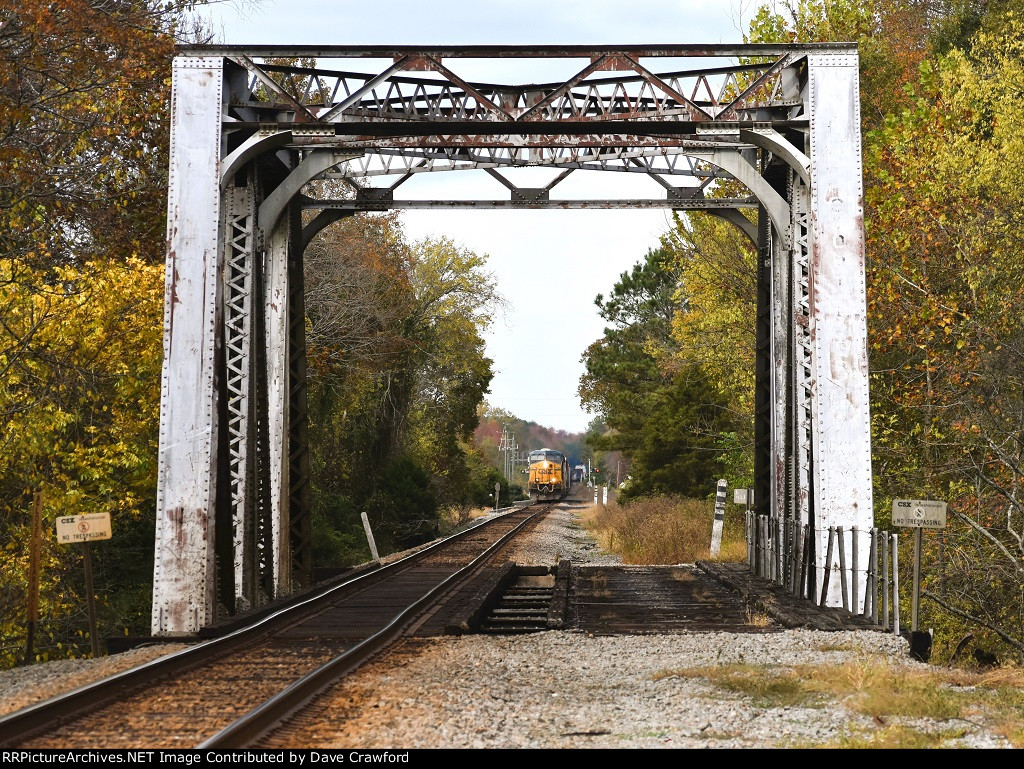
left=806, top=52, right=873, bottom=606
left=179, top=43, right=856, bottom=58
left=301, top=197, right=759, bottom=211
left=248, top=59, right=782, bottom=91
left=224, top=119, right=810, bottom=134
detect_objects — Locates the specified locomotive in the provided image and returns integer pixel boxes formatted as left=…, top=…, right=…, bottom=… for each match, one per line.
left=527, top=448, right=570, bottom=501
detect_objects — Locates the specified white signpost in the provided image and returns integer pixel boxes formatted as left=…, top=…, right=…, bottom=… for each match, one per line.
left=892, top=499, right=947, bottom=632
left=54, top=513, right=112, bottom=657
left=711, top=480, right=727, bottom=557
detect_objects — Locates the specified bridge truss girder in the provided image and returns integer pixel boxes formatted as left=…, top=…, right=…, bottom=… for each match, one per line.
left=153, top=44, right=873, bottom=635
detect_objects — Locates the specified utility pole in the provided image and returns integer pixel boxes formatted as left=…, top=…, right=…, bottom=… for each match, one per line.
left=498, top=425, right=510, bottom=482
left=498, top=425, right=518, bottom=483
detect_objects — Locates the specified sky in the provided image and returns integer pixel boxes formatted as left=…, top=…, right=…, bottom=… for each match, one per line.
left=199, top=0, right=765, bottom=434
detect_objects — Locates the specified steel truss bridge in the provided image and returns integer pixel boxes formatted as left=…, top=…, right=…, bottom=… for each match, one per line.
left=154, top=44, right=872, bottom=635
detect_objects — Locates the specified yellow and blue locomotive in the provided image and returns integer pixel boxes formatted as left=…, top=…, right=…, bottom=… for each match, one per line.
left=527, top=448, right=570, bottom=501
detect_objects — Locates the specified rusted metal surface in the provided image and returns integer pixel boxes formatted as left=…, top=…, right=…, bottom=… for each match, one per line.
left=265, top=202, right=291, bottom=599
left=222, top=186, right=257, bottom=612
left=155, top=43, right=872, bottom=634
left=153, top=57, right=224, bottom=636
left=180, top=43, right=856, bottom=59
left=806, top=53, right=873, bottom=607
left=304, top=198, right=759, bottom=211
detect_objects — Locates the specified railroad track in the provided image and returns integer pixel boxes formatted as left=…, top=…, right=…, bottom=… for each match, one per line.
left=1, top=504, right=553, bottom=749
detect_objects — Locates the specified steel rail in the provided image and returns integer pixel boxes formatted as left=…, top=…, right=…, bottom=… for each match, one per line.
left=0, top=504, right=532, bottom=747
left=199, top=507, right=548, bottom=748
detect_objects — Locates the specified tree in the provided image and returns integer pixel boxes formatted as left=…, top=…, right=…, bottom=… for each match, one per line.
left=304, top=227, right=501, bottom=563
left=746, top=0, right=1024, bottom=660
left=661, top=208, right=757, bottom=475
left=865, top=15, right=1024, bottom=656
left=0, top=0, right=201, bottom=666
left=404, top=237, right=501, bottom=509
left=580, top=246, right=738, bottom=499
left=0, top=258, right=163, bottom=666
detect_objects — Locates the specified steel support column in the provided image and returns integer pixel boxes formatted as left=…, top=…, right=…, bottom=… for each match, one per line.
left=153, top=58, right=224, bottom=635
left=286, top=201, right=312, bottom=589
left=806, top=53, right=873, bottom=608
left=221, top=184, right=257, bottom=613
left=264, top=198, right=293, bottom=599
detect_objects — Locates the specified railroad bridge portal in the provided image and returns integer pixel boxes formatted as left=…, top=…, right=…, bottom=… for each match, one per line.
left=154, top=44, right=872, bottom=635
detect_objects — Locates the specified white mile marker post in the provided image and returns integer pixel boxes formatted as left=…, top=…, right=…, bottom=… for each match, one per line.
left=711, top=479, right=727, bottom=558
left=360, top=512, right=380, bottom=563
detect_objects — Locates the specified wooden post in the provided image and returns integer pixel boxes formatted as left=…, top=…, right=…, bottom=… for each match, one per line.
left=865, top=528, right=877, bottom=621
left=25, top=492, right=43, bottom=666
left=777, top=517, right=784, bottom=586
left=882, top=531, right=890, bottom=630
left=851, top=526, right=859, bottom=615
left=799, top=525, right=810, bottom=599
left=745, top=511, right=752, bottom=568
left=790, top=522, right=800, bottom=596
left=81, top=542, right=100, bottom=658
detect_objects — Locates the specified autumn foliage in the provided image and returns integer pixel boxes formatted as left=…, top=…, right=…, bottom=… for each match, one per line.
left=577, top=0, right=1024, bottom=662
left=751, top=0, right=1024, bottom=660
left=0, top=3, right=503, bottom=666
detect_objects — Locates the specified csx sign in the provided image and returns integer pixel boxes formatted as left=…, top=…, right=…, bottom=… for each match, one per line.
left=892, top=499, right=946, bottom=529
left=55, top=513, right=112, bottom=543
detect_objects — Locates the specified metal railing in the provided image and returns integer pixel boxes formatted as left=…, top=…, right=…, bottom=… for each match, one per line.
left=745, top=513, right=901, bottom=634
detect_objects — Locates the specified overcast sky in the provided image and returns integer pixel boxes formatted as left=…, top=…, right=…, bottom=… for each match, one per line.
left=199, top=0, right=764, bottom=433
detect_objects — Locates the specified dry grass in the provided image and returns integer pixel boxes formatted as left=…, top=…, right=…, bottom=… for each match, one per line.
left=808, top=725, right=970, bottom=749
left=654, top=664, right=817, bottom=708
left=814, top=642, right=862, bottom=653
left=582, top=495, right=746, bottom=564
left=654, top=656, right=1024, bottom=743
left=744, top=606, right=774, bottom=627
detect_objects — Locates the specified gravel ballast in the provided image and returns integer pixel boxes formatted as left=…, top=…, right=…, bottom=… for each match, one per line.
left=270, top=631, right=975, bottom=749
left=0, top=643, right=189, bottom=718
left=1, top=500, right=1014, bottom=748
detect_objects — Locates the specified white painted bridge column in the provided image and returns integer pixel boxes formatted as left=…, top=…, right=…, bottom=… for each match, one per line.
left=806, top=52, right=874, bottom=609
left=152, top=58, right=225, bottom=635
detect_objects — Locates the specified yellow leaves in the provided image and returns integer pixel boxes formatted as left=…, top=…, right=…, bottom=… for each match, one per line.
left=1, top=257, right=162, bottom=524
